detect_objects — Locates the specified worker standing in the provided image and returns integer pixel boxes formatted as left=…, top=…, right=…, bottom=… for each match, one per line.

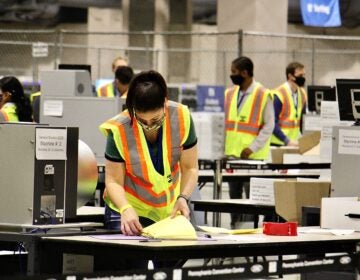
left=271, top=62, right=307, bottom=146
left=224, top=56, right=274, bottom=228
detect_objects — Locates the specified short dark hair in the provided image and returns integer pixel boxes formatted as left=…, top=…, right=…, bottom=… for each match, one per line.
left=232, top=56, right=254, bottom=77
left=126, top=70, right=168, bottom=123
left=115, top=66, right=134, bottom=85
left=286, top=62, right=304, bottom=79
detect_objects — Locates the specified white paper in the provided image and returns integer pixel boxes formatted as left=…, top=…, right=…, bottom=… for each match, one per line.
left=320, top=101, right=340, bottom=122
left=298, top=228, right=354, bottom=236
left=214, top=235, right=266, bottom=241
left=320, top=125, right=333, bottom=162
left=36, top=128, right=67, bottom=160
left=318, top=101, right=341, bottom=161
left=249, top=178, right=283, bottom=205
left=43, top=100, right=63, bottom=117
left=303, top=115, right=322, bottom=132
left=338, top=128, right=360, bottom=155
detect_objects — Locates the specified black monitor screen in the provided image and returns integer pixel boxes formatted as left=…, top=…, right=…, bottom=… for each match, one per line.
left=58, top=64, right=91, bottom=77
left=307, top=85, right=336, bottom=113
left=167, top=86, right=181, bottom=102
left=336, top=79, right=360, bottom=121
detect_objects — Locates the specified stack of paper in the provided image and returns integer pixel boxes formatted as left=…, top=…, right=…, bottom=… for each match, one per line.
left=141, top=215, right=197, bottom=240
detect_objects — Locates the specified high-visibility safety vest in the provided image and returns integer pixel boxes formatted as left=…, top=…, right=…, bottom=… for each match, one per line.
left=224, top=82, right=271, bottom=160
left=271, top=83, right=307, bottom=145
left=99, top=101, right=191, bottom=222
left=97, top=82, right=115, bottom=97
left=0, top=103, right=19, bottom=122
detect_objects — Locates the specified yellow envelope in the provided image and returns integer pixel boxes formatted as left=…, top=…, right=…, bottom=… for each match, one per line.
left=141, top=215, right=197, bottom=240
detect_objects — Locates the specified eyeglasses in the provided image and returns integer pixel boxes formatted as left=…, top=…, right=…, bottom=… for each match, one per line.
left=135, top=111, right=166, bottom=132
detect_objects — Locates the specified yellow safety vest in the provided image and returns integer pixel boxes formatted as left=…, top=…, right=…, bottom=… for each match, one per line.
left=99, top=101, right=191, bottom=222
left=224, top=83, right=271, bottom=160
left=0, top=103, right=19, bottom=122
left=271, top=83, right=307, bottom=145
left=97, top=82, right=115, bottom=97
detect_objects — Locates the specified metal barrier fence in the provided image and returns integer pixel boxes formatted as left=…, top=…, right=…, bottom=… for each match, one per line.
left=0, top=29, right=360, bottom=91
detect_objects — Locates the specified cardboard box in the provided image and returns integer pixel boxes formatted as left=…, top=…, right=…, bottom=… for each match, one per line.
left=298, top=131, right=321, bottom=154
left=321, top=197, right=360, bottom=230
left=274, top=180, right=331, bottom=224
left=271, top=147, right=299, bottom=164
left=270, top=131, right=321, bottom=164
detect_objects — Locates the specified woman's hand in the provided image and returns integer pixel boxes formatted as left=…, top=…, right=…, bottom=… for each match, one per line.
left=120, top=207, right=143, bottom=235
left=170, top=196, right=190, bottom=219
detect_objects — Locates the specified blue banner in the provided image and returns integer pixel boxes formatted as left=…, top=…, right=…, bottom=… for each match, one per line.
left=300, top=0, right=341, bottom=27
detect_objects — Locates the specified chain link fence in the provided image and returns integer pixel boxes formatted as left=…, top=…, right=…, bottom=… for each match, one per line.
left=0, top=28, right=360, bottom=91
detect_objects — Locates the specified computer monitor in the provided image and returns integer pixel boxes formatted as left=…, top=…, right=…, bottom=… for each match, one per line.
left=167, top=86, right=181, bottom=102
left=307, top=85, right=336, bottom=113
left=40, top=70, right=93, bottom=97
left=40, top=96, right=125, bottom=165
left=336, top=79, right=360, bottom=123
left=181, top=84, right=197, bottom=111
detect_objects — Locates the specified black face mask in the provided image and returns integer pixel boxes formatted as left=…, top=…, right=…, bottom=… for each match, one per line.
left=230, top=74, right=245, bottom=86
left=294, top=76, right=306, bottom=87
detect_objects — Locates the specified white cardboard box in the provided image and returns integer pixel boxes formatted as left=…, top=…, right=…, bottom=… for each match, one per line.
left=321, top=197, right=360, bottom=230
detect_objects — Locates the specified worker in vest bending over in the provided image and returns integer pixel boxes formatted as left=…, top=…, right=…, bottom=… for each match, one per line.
left=224, top=56, right=274, bottom=228
left=99, top=70, right=199, bottom=236
left=0, top=76, right=33, bottom=122
left=271, top=62, right=307, bottom=146
left=97, top=56, right=129, bottom=97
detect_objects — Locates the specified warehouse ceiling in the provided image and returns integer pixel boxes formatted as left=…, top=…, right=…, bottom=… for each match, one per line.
left=0, top=0, right=217, bottom=26
left=1, top=0, right=360, bottom=28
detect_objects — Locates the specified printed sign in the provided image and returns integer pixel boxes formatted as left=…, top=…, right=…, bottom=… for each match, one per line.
left=36, top=128, right=67, bottom=160
left=338, top=128, right=360, bottom=155
left=196, top=85, right=224, bottom=112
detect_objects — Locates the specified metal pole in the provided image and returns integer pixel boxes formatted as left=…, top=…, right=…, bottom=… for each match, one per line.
left=311, top=38, right=315, bottom=85
left=97, top=48, right=101, bottom=80
left=238, top=29, right=243, bottom=57
left=213, top=159, right=223, bottom=227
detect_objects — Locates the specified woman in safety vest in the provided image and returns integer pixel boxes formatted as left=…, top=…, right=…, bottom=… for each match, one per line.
left=0, top=76, right=33, bottom=122
left=99, top=70, right=199, bottom=236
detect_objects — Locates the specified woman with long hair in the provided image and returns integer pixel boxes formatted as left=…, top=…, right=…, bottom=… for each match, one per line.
left=0, top=76, right=33, bottom=122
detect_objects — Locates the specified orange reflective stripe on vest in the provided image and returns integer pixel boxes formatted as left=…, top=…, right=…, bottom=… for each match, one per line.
left=98, top=83, right=115, bottom=97
left=225, top=85, right=265, bottom=135
left=277, top=85, right=303, bottom=129
left=99, top=101, right=191, bottom=221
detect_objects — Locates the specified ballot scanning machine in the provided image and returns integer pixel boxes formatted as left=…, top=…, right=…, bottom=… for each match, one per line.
left=332, top=79, right=360, bottom=197
left=0, top=123, right=79, bottom=225
left=39, top=70, right=125, bottom=165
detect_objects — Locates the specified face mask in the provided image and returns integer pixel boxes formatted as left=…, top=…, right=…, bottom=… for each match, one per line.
left=135, top=113, right=166, bottom=132
left=230, top=74, right=244, bottom=86
left=294, top=76, right=306, bottom=87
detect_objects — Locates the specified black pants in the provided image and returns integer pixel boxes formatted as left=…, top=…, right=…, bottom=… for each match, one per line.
left=228, top=180, right=254, bottom=227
